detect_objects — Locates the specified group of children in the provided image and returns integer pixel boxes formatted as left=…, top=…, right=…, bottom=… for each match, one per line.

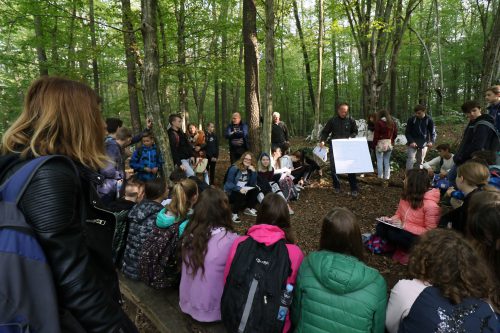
left=111, top=164, right=498, bottom=332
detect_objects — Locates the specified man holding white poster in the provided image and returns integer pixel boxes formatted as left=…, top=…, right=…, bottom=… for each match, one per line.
left=319, top=103, right=359, bottom=196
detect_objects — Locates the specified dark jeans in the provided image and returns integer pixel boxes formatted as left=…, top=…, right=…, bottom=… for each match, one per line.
left=230, top=147, right=246, bottom=164
left=447, top=164, right=458, bottom=188
left=375, top=222, right=418, bottom=251
left=329, top=147, right=358, bottom=191
left=291, top=165, right=311, bottom=184
left=207, top=159, right=217, bottom=185
left=229, top=188, right=259, bottom=213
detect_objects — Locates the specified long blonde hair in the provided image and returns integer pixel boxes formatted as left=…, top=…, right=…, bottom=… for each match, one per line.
left=1, top=76, right=107, bottom=170
left=168, top=178, right=198, bottom=221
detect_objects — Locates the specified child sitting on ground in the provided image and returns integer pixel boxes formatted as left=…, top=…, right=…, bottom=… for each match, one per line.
left=439, top=160, right=494, bottom=233
left=375, top=169, right=440, bottom=263
left=292, top=207, right=387, bottom=333
left=422, top=143, right=454, bottom=191
left=129, top=132, right=163, bottom=181
left=179, top=188, right=238, bottom=322
left=121, top=178, right=167, bottom=280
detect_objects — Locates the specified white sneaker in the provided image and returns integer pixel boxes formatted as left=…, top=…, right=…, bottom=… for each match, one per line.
left=232, top=214, right=241, bottom=223
left=243, top=208, right=257, bottom=217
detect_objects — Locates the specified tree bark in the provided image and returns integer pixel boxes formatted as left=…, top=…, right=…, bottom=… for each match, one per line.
left=67, top=0, right=77, bottom=70
left=141, top=0, right=173, bottom=176
left=331, top=31, right=339, bottom=106
left=262, top=0, right=274, bottom=155
left=243, top=0, right=261, bottom=154
left=292, top=0, right=315, bottom=113
left=121, top=0, right=142, bottom=133
left=232, top=41, right=244, bottom=115
left=481, top=2, right=500, bottom=93
left=314, top=0, right=324, bottom=134
left=88, top=0, right=100, bottom=95
left=175, top=0, right=188, bottom=127
left=33, top=14, right=49, bottom=76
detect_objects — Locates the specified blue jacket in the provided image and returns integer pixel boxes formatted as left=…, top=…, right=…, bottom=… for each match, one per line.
left=97, top=136, right=123, bottom=200
left=223, top=165, right=257, bottom=193
left=405, top=115, right=436, bottom=148
left=487, top=102, right=500, bottom=132
left=225, top=122, right=249, bottom=150
left=129, top=145, right=163, bottom=181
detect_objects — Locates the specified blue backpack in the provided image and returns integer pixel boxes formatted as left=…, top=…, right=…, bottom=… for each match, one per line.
left=0, top=156, right=64, bottom=333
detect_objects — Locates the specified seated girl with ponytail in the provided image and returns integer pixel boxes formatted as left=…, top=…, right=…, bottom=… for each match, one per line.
left=156, top=178, right=199, bottom=236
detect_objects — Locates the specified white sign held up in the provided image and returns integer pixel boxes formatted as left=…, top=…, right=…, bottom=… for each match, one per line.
left=331, top=137, right=374, bottom=174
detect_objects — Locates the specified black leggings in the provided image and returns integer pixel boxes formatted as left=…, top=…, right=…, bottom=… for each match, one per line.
left=375, top=222, right=418, bottom=251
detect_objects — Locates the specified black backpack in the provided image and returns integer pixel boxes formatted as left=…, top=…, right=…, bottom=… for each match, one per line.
left=221, top=237, right=291, bottom=333
left=138, top=223, right=181, bottom=289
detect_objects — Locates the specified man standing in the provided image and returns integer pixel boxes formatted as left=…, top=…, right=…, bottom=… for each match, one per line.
left=271, top=112, right=290, bottom=153
left=405, top=105, right=436, bottom=170
left=168, top=114, right=195, bottom=176
left=319, top=103, right=359, bottom=196
left=225, top=112, right=249, bottom=164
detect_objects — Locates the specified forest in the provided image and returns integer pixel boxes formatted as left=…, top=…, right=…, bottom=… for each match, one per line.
left=1, top=0, right=499, bottom=151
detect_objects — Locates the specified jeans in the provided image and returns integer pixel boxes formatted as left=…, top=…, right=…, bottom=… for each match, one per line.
left=406, top=146, right=428, bottom=170
left=329, top=147, right=358, bottom=191
left=376, top=149, right=392, bottom=179
left=376, top=222, right=418, bottom=251
left=181, top=159, right=195, bottom=177
left=447, top=164, right=458, bottom=187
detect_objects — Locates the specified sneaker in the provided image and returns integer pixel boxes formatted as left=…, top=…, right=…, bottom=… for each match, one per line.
left=243, top=208, right=257, bottom=217
left=350, top=191, right=359, bottom=197
left=289, top=209, right=295, bottom=215
left=333, top=188, right=341, bottom=194
left=232, top=214, right=241, bottom=223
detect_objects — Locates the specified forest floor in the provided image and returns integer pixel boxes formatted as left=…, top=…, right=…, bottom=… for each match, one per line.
left=128, top=122, right=463, bottom=332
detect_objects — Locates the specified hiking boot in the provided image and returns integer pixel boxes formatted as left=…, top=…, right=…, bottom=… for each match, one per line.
left=350, top=190, right=359, bottom=197
left=333, top=188, right=341, bottom=194
left=232, top=214, right=241, bottom=223
left=243, top=208, right=257, bottom=217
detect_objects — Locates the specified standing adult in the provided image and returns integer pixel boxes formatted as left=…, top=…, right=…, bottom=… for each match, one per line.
left=448, top=101, right=497, bottom=186
left=271, top=112, right=290, bottom=153
left=485, top=85, right=500, bottom=132
left=405, top=105, right=436, bottom=170
left=168, top=114, right=195, bottom=177
left=319, top=103, right=359, bottom=196
left=225, top=112, right=249, bottom=164
left=373, top=109, right=398, bottom=181
left=0, top=76, right=136, bottom=332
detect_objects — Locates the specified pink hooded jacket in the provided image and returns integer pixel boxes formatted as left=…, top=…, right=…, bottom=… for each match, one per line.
left=391, top=188, right=441, bottom=236
left=224, top=224, right=304, bottom=333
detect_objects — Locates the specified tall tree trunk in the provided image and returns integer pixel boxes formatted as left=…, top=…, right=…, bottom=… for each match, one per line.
left=220, top=2, right=230, bottom=124
left=481, top=3, right=500, bottom=93
left=231, top=41, right=244, bottom=115
left=157, top=5, right=172, bottom=114
left=243, top=0, right=261, bottom=154
left=67, top=0, right=77, bottom=70
left=292, top=0, right=315, bottom=113
left=141, top=0, right=173, bottom=176
left=215, top=76, right=220, bottom=137
left=434, top=0, right=444, bottom=115
left=314, top=0, right=324, bottom=135
left=121, top=0, right=142, bottom=133
left=175, top=0, right=188, bottom=127
left=50, top=16, right=59, bottom=65
left=331, top=31, right=339, bottom=106
left=33, top=14, right=49, bottom=76
left=88, top=0, right=100, bottom=95
left=280, top=24, right=292, bottom=136
left=262, top=0, right=274, bottom=155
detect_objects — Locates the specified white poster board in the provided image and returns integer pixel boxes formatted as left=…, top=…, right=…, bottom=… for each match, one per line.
left=331, top=137, right=374, bottom=174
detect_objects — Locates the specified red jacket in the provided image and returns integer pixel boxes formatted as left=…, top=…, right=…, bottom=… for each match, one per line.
left=373, top=119, right=398, bottom=147
left=224, top=224, right=304, bottom=333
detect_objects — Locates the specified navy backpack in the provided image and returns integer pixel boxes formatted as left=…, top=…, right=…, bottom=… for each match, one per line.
left=0, top=156, right=63, bottom=333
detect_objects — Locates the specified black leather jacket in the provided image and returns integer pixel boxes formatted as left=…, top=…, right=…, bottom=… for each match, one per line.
left=0, top=155, right=136, bottom=333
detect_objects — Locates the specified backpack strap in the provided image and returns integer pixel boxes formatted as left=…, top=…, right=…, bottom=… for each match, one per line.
left=0, top=155, right=76, bottom=205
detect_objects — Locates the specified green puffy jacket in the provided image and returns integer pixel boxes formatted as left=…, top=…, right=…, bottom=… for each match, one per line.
left=291, top=251, right=387, bottom=333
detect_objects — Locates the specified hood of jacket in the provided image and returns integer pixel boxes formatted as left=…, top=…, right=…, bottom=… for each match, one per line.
left=423, top=188, right=441, bottom=203
left=128, top=199, right=163, bottom=222
left=472, top=113, right=495, bottom=124
left=247, top=224, right=285, bottom=245
left=306, top=251, right=381, bottom=295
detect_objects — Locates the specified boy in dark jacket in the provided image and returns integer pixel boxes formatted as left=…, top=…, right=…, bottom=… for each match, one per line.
left=319, top=103, right=359, bottom=196
left=129, top=132, right=163, bottom=182
left=405, top=104, right=436, bottom=170
left=168, top=114, right=195, bottom=177
left=447, top=100, right=498, bottom=186
left=205, top=122, right=219, bottom=185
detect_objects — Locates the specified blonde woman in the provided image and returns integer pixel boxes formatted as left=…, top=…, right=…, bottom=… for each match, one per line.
left=0, top=77, right=136, bottom=331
